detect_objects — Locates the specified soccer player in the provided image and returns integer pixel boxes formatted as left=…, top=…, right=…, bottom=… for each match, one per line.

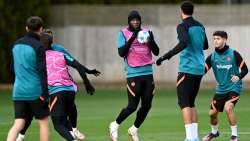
left=43, top=31, right=97, bottom=141
left=156, top=1, right=208, bottom=141
left=16, top=29, right=100, bottom=141
left=109, top=10, right=159, bottom=141
left=202, top=31, right=248, bottom=141
left=7, top=16, right=50, bottom=141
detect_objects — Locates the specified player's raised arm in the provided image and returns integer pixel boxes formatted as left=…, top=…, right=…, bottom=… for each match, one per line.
left=156, top=24, right=189, bottom=66
left=44, top=29, right=101, bottom=76
left=65, top=57, right=95, bottom=95
left=117, top=30, right=138, bottom=57
left=148, top=31, right=159, bottom=56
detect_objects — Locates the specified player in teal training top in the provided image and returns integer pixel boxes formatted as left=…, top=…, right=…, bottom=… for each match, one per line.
left=156, top=1, right=208, bottom=141
left=202, top=31, right=248, bottom=141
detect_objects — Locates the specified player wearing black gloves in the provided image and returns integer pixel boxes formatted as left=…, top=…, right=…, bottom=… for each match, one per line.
left=109, top=10, right=159, bottom=141
left=16, top=29, right=100, bottom=141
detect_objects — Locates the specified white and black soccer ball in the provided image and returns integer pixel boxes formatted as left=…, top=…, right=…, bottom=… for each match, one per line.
left=137, top=31, right=150, bottom=44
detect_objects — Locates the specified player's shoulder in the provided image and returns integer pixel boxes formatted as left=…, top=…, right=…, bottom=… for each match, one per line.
left=52, top=43, right=65, bottom=51
left=231, top=48, right=242, bottom=57
left=192, top=18, right=204, bottom=27
left=182, top=17, right=204, bottom=30
left=117, top=30, right=126, bottom=40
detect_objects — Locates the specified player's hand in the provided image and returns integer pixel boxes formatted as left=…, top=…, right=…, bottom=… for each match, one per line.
left=231, top=75, right=240, bottom=83
left=156, top=57, right=164, bottom=66
left=84, top=81, right=95, bottom=95
left=88, top=69, right=101, bottom=76
left=39, top=95, right=49, bottom=108
left=132, top=30, right=140, bottom=38
left=40, top=91, right=49, bottom=101
left=148, top=31, right=154, bottom=42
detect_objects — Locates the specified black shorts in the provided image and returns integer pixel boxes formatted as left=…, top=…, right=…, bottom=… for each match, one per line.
left=49, top=91, right=75, bottom=117
left=14, top=98, right=49, bottom=120
left=126, top=74, right=155, bottom=98
left=176, top=72, right=202, bottom=109
left=210, top=91, right=240, bottom=112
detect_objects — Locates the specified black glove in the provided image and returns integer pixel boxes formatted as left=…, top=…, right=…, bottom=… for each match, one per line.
left=84, top=81, right=95, bottom=95
left=88, top=69, right=101, bottom=76
left=129, top=30, right=139, bottom=42
left=156, top=57, right=164, bottom=66
left=148, top=31, right=154, bottom=42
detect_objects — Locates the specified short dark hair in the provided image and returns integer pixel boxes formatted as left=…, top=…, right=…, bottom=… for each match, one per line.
left=181, top=1, right=194, bottom=15
left=213, top=31, right=228, bottom=39
left=26, top=16, right=43, bottom=32
left=40, top=32, right=53, bottom=49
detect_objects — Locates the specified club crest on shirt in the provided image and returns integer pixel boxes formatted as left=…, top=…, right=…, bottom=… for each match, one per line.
left=131, top=82, right=135, bottom=87
left=227, top=56, right=231, bottom=62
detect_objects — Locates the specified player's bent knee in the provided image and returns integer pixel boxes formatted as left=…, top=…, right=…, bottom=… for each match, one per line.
left=51, top=119, right=62, bottom=131
left=13, top=119, right=25, bottom=129
left=126, top=106, right=137, bottom=113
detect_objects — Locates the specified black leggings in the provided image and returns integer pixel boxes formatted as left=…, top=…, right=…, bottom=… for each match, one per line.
left=20, top=104, right=78, bottom=135
left=20, top=91, right=78, bottom=141
left=116, top=75, right=155, bottom=128
left=69, top=104, right=77, bottom=128
left=51, top=116, right=75, bottom=141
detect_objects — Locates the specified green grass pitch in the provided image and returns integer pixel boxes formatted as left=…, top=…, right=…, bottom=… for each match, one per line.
left=0, top=88, right=249, bottom=141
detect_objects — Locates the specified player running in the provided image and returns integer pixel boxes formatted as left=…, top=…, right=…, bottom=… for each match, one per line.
left=44, top=31, right=99, bottom=141
left=202, top=31, right=248, bottom=141
left=156, top=1, right=209, bottom=141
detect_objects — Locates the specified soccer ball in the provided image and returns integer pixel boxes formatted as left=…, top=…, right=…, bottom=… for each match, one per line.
left=137, top=31, right=150, bottom=44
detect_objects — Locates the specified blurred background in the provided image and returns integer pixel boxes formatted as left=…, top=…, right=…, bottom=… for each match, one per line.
left=1, top=0, right=250, bottom=89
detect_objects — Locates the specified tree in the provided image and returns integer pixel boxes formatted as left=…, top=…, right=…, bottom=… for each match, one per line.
left=0, top=0, right=50, bottom=83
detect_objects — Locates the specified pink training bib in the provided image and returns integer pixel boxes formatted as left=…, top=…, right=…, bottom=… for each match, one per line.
left=46, top=50, right=77, bottom=90
left=122, top=27, right=153, bottom=67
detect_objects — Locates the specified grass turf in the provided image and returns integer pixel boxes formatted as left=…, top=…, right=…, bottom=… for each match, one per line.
left=0, top=88, right=249, bottom=141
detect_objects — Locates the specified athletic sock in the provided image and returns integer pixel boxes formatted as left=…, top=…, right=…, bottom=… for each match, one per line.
left=185, top=124, right=193, bottom=140
left=211, top=124, right=219, bottom=134
left=130, top=125, right=138, bottom=132
left=231, top=125, right=238, bottom=137
left=192, top=123, right=198, bottom=138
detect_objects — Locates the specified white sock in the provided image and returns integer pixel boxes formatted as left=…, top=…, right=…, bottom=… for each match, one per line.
left=72, top=128, right=77, bottom=132
left=185, top=124, right=193, bottom=140
left=192, top=123, right=198, bottom=138
left=211, top=124, right=219, bottom=134
left=17, top=133, right=25, bottom=139
left=231, top=125, right=238, bottom=136
left=130, top=125, right=138, bottom=132
left=112, top=121, right=120, bottom=128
